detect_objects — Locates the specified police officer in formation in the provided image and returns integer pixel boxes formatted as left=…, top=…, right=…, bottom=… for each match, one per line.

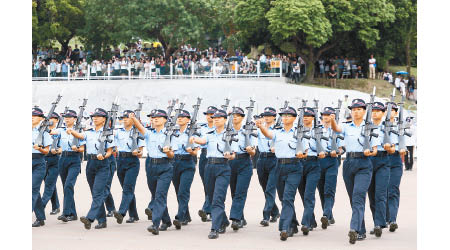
left=256, top=107, right=280, bottom=226
left=112, top=110, right=144, bottom=224
left=197, top=106, right=217, bottom=222
left=42, top=112, right=61, bottom=215
left=32, top=95, right=410, bottom=245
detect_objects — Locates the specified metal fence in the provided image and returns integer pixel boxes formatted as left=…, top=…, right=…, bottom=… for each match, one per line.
left=32, top=60, right=288, bottom=81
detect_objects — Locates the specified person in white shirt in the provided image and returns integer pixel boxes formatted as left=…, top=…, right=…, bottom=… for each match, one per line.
left=56, top=61, right=62, bottom=77
left=368, top=54, right=376, bottom=79
left=394, top=76, right=401, bottom=90
left=404, top=115, right=416, bottom=171
left=260, top=53, right=267, bottom=73
left=120, top=58, right=128, bottom=75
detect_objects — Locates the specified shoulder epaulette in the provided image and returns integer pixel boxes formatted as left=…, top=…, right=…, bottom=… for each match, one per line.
left=343, top=121, right=352, bottom=124
left=206, top=130, right=214, bottom=134
left=86, top=128, right=94, bottom=131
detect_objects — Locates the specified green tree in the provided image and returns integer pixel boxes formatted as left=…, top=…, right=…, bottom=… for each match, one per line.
left=265, top=0, right=395, bottom=82
left=32, top=0, right=86, bottom=55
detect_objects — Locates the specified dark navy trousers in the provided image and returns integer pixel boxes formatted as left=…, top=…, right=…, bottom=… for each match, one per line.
left=276, top=161, right=303, bottom=232
left=32, top=157, right=47, bottom=221
left=146, top=161, right=173, bottom=227
left=85, top=158, right=110, bottom=223
left=386, top=154, right=403, bottom=223
left=256, top=155, right=280, bottom=221
left=58, top=155, right=81, bottom=217
left=298, top=159, right=321, bottom=227
left=366, top=155, right=390, bottom=228
left=104, top=155, right=116, bottom=212
left=204, top=160, right=231, bottom=231
left=117, top=156, right=140, bottom=218
left=229, top=156, right=253, bottom=221
left=342, top=157, right=373, bottom=234
left=145, top=157, right=154, bottom=210
left=42, top=155, right=60, bottom=211
left=199, top=149, right=211, bottom=214
left=317, top=156, right=339, bottom=220
left=172, top=157, right=196, bottom=222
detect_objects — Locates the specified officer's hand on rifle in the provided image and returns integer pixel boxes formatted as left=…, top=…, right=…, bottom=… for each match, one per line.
left=363, top=149, right=371, bottom=157
left=270, top=147, right=275, bottom=153
left=97, top=154, right=105, bottom=160
left=255, top=119, right=263, bottom=128
left=245, top=146, right=255, bottom=155
left=51, top=148, right=57, bottom=154
left=318, top=151, right=326, bottom=159
left=186, top=147, right=193, bottom=153
left=132, top=149, right=140, bottom=156
left=71, top=145, right=78, bottom=151
left=162, top=146, right=171, bottom=153
left=399, top=148, right=406, bottom=157
left=296, top=152, right=307, bottom=159
left=57, top=148, right=62, bottom=154
left=224, top=151, right=235, bottom=160
left=330, top=150, right=337, bottom=157
left=33, top=144, right=41, bottom=150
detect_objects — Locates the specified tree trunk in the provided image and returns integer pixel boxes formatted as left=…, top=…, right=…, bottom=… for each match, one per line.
left=304, top=46, right=315, bottom=82
left=405, top=33, right=411, bottom=75
left=59, top=39, right=70, bottom=56
left=385, top=60, right=390, bottom=73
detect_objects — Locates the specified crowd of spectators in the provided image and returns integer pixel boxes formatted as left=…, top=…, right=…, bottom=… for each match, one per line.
left=382, top=72, right=416, bottom=100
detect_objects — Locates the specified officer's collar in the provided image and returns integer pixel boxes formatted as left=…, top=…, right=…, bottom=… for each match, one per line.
left=350, top=120, right=365, bottom=127
left=281, top=126, right=295, bottom=133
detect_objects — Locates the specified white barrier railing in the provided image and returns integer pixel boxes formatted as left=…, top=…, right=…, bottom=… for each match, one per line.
left=32, top=60, right=285, bottom=81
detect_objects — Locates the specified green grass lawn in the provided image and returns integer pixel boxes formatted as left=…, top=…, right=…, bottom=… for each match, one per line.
left=303, top=78, right=416, bottom=110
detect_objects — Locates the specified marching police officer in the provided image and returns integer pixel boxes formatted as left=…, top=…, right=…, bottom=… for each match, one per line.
left=144, top=109, right=156, bottom=221
left=298, top=107, right=326, bottom=235
left=72, top=108, right=115, bottom=230
left=112, top=110, right=144, bottom=224
left=52, top=109, right=85, bottom=223
left=105, top=148, right=117, bottom=218
left=330, top=99, right=379, bottom=244
left=42, top=112, right=61, bottom=215
left=316, top=107, right=344, bottom=229
left=130, top=109, right=177, bottom=235
left=386, top=102, right=404, bottom=233
left=197, top=106, right=217, bottom=222
left=189, top=109, right=237, bottom=239
left=171, top=110, right=199, bottom=229
left=32, top=107, right=52, bottom=227
left=256, top=107, right=280, bottom=227
left=228, top=107, right=257, bottom=231
left=256, top=106, right=309, bottom=241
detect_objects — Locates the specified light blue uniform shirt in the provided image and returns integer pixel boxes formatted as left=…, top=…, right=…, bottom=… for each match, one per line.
left=257, top=125, right=274, bottom=153
left=323, top=127, right=343, bottom=152
left=173, top=129, right=199, bottom=155
left=55, top=127, right=86, bottom=151
left=114, top=127, right=145, bottom=152
left=199, top=123, right=215, bottom=149
left=303, top=127, right=324, bottom=156
left=82, top=128, right=115, bottom=155
left=270, top=127, right=309, bottom=158
left=32, top=126, right=52, bottom=153
left=144, top=128, right=179, bottom=158
left=373, top=123, right=386, bottom=152
left=389, top=127, right=399, bottom=151
left=341, top=121, right=380, bottom=152
left=202, top=129, right=239, bottom=158
left=235, top=126, right=258, bottom=154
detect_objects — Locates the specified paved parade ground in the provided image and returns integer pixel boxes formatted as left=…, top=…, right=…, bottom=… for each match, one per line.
left=32, top=158, right=417, bottom=250
left=32, top=78, right=417, bottom=250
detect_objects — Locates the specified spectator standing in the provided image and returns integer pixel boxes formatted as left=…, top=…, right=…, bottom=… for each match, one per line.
left=260, top=53, right=267, bottom=73
left=61, top=60, right=68, bottom=78
left=50, top=59, right=57, bottom=77
left=33, top=58, right=40, bottom=77
left=329, top=65, right=337, bottom=87
left=368, top=54, right=376, bottom=79
left=404, top=116, right=416, bottom=171
left=407, top=75, right=416, bottom=100
left=73, top=45, right=80, bottom=62
left=56, top=61, right=62, bottom=77
left=79, top=46, right=85, bottom=61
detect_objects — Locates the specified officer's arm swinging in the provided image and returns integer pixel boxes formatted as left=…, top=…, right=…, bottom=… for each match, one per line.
left=330, top=114, right=342, bottom=133
left=128, top=113, right=146, bottom=136
left=255, top=120, right=274, bottom=139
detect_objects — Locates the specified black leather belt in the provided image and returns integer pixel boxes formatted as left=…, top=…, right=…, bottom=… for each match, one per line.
left=149, top=158, right=170, bottom=164
left=277, top=158, right=299, bottom=164
left=118, top=152, right=136, bottom=158
left=45, top=153, right=59, bottom=158
left=259, top=152, right=275, bottom=158
left=32, top=153, right=44, bottom=159
left=201, top=148, right=207, bottom=154
left=235, top=153, right=250, bottom=159
left=375, top=151, right=388, bottom=157
left=86, top=154, right=100, bottom=160
left=346, top=152, right=366, bottom=158
left=175, top=154, right=194, bottom=161
left=207, top=157, right=228, bottom=164
left=61, top=151, right=81, bottom=157
left=303, top=156, right=318, bottom=161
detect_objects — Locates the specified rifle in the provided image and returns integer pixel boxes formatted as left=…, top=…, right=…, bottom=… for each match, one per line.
left=274, top=100, right=289, bottom=129
left=219, top=106, right=238, bottom=154
left=360, top=86, right=378, bottom=152
left=129, top=97, right=144, bottom=152
left=165, top=99, right=177, bottom=127
left=161, top=101, right=185, bottom=151
left=241, top=98, right=258, bottom=150
left=35, top=94, right=62, bottom=147
left=50, top=106, right=69, bottom=151
left=329, top=100, right=344, bottom=153
left=312, top=99, right=329, bottom=154
left=97, top=99, right=120, bottom=156
left=185, top=97, right=202, bottom=150
left=221, top=97, right=231, bottom=111
left=71, top=98, right=88, bottom=148
left=382, top=88, right=396, bottom=146
left=397, top=90, right=412, bottom=151
left=292, top=99, right=310, bottom=154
